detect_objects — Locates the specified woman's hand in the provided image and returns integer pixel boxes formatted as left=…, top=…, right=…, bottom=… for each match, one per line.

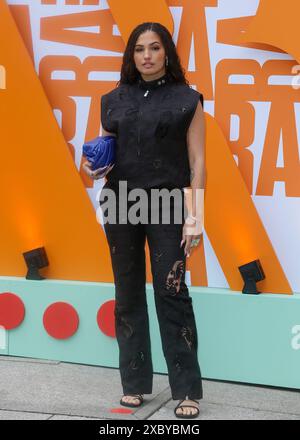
left=180, top=216, right=203, bottom=257
left=83, top=160, right=115, bottom=180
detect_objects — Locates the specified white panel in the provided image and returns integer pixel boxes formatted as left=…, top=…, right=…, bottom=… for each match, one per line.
left=0, top=326, right=7, bottom=351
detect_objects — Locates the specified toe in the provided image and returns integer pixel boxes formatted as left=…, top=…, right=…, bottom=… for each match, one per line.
left=176, top=407, right=183, bottom=415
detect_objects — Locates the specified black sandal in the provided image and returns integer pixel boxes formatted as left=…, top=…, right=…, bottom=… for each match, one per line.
left=174, top=398, right=200, bottom=419
left=120, top=394, right=144, bottom=408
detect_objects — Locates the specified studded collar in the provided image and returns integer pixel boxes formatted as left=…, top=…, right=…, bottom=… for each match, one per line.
left=137, top=72, right=169, bottom=90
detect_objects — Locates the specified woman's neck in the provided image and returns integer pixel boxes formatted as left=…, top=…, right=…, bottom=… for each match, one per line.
left=140, top=69, right=166, bottom=82
left=137, top=71, right=169, bottom=90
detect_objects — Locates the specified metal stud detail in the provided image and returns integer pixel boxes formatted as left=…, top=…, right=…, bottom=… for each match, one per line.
left=153, top=159, right=162, bottom=169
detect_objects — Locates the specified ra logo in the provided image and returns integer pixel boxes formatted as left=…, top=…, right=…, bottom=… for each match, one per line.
left=0, top=65, right=6, bottom=90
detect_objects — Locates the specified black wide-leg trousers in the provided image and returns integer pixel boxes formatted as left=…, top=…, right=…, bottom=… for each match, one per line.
left=100, top=184, right=203, bottom=400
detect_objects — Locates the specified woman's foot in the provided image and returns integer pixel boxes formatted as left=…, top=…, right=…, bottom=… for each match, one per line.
left=120, top=394, right=144, bottom=408
left=174, top=398, right=200, bottom=418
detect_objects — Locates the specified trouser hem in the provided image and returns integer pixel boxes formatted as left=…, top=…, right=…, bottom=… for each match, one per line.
left=123, top=388, right=153, bottom=395
left=171, top=392, right=203, bottom=400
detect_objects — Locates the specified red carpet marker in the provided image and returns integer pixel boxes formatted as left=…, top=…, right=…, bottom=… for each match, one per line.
left=110, top=408, right=134, bottom=414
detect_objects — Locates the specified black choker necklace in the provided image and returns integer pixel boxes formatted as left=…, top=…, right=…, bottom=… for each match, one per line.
left=137, top=73, right=169, bottom=90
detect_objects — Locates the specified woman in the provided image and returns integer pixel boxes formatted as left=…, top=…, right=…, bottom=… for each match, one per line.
left=83, top=22, right=206, bottom=419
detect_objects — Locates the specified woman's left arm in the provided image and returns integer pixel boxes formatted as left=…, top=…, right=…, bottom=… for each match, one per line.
left=181, top=100, right=206, bottom=257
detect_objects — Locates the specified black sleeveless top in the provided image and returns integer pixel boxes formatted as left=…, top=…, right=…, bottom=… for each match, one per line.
left=100, top=72, right=204, bottom=190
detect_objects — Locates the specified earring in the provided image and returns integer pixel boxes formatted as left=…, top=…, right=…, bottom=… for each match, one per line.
left=165, top=56, right=168, bottom=66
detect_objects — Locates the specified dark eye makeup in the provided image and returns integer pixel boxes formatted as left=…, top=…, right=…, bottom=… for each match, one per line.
left=135, top=46, right=161, bottom=52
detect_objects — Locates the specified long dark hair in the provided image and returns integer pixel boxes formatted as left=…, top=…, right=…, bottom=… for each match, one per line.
left=117, top=22, right=189, bottom=87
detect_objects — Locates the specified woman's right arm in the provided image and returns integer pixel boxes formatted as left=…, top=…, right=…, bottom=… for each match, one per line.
left=83, top=94, right=117, bottom=179
left=102, top=128, right=116, bottom=137
left=83, top=128, right=116, bottom=180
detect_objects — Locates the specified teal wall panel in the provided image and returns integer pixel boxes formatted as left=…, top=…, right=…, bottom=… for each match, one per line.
left=0, top=277, right=300, bottom=389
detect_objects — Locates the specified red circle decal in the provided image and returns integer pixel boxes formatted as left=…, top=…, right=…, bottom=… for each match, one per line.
left=43, top=302, right=79, bottom=339
left=97, top=300, right=116, bottom=338
left=0, top=292, right=25, bottom=330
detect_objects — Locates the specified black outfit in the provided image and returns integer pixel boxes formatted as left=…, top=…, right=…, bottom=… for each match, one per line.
left=99, top=72, right=204, bottom=400
left=101, top=72, right=204, bottom=190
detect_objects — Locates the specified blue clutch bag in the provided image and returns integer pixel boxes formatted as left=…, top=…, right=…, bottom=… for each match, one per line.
left=82, top=135, right=116, bottom=171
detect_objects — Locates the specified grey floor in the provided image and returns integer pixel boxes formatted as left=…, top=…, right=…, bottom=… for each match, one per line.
left=0, top=355, right=299, bottom=420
